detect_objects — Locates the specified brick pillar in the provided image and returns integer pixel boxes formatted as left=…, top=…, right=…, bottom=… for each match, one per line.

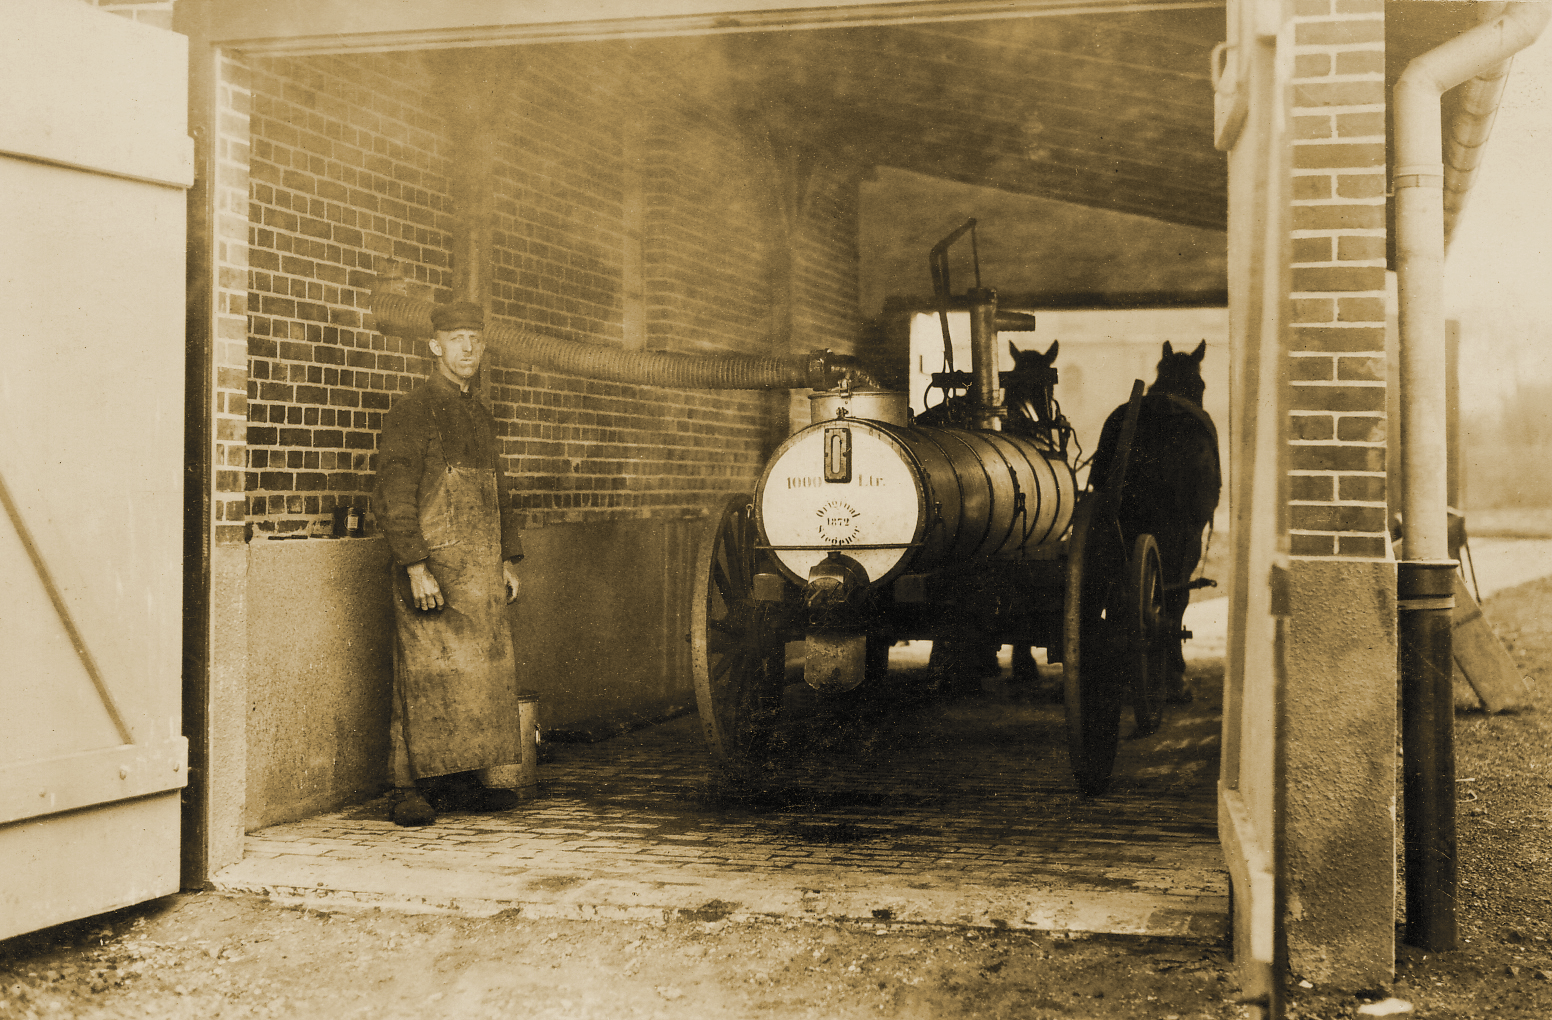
left=215, top=53, right=252, bottom=546
left=1283, top=0, right=1397, bottom=989
left=1289, top=0, right=1388, bottom=559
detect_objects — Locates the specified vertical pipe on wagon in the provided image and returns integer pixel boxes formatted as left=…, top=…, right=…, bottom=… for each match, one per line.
left=966, top=288, right=1004, bottom=431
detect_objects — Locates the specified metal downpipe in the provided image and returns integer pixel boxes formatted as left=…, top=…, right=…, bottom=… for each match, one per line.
left=1393, top=1, right=1550, bottom=952
left=1398, top=561, right=1459, bottom=950
left=371, top=291, right=880, bottom=392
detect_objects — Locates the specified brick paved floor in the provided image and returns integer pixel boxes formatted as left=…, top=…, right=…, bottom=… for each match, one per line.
left=217, top=659, right=1227, bottom=941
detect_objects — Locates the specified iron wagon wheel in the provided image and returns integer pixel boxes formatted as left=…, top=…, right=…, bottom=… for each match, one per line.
left=1124, top=533, right=1169, bottom=738
left=691, top=492, right=786, bottom=769
left=1062, top=494, right=1126, bottom=796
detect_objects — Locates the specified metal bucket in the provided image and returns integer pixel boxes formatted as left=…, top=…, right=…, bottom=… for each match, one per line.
left=809, top=389, right=908, bottom=426
left=480, top=692, right=540, bottom=799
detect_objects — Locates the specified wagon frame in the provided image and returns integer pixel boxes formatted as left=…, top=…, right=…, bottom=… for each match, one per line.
left=688, top=219, right=1177, bottom=796
left=688, top=377, right=1172, bottom=796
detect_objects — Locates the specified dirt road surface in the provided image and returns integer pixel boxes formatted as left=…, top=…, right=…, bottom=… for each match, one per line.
left=4, top=573, right=1550, bottom=1020
left=0, top=898, right=1243, bottom=1020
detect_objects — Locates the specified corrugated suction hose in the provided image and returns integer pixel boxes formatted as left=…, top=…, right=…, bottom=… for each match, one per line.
left=373, top=291, right=878, bottom=392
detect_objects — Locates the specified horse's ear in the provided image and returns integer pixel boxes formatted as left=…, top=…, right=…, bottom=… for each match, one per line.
left=1008, top=340, right=1021, bottom=360
left=1045, top=339, right=1059, bottom=360
left=1163, top=340, right=1175, bottom=357
left=1191, top=340, right=1206, bottom=362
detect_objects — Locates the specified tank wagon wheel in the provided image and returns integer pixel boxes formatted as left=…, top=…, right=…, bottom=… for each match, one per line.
left=691, top=493, right=786, bottom=770
left=1124, top=534, right=1169, bottom=738
left=1062, top=495, right=1125, bottom=796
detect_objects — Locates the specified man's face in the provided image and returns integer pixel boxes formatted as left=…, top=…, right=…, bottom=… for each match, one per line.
left=431, top=329, right=485, bottom=387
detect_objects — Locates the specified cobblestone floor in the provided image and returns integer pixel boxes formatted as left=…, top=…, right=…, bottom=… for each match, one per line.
left=218, top=660, right=1227, bottom=941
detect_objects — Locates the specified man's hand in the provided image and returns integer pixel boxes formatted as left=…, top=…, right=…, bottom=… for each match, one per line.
left=406, top=562, right=444, bottom=611
left=503, top=560, right=521, bottom=604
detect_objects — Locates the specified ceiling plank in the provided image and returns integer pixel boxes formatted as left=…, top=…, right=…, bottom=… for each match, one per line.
left=202, top=0, right=1222, bottom=54
left=870, top=144, right=1227, bottom=229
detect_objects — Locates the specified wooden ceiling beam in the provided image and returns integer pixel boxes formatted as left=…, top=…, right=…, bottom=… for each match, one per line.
left=794, top=107, right=1224, bottom=192
left=774, top=95, right=1221, bottom=173
left=871, top=148, right=1227, bottom=230
left=717, top=29, right=1214, bottom=117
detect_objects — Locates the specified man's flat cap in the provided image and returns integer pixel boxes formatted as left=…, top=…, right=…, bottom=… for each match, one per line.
left=431, top=300, right=485, bottom=332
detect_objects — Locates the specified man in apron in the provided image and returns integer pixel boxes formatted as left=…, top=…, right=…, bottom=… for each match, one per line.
left=374, top=300, right=526, bottom=826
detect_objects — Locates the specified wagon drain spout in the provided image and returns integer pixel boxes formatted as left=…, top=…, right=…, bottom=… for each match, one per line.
left=804, top=553, right=869, bottom=610
left=802, top=554, right=872, bottom=695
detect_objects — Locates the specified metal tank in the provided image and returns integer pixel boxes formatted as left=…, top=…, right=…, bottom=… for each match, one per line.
left=754, top=414, right=1076, bottom=591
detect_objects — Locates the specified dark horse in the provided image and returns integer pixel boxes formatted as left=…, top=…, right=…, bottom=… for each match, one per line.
left=919, top=341, right=1068, bottom=682
left=1086, top=340, right=1221, bottom=701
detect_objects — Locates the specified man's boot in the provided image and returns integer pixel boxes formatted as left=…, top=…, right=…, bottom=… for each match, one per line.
left=390, top=786, right=436, bottom=826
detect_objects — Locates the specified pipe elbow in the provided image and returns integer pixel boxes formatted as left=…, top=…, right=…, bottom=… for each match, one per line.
left=1396, top=3, right=1551, bottom=181
left=1399, top=3, right=1550, bottom=97
left=1499, top=3, right=1552, bottom=44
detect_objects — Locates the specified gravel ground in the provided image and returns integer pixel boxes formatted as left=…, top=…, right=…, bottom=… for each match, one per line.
left=2, top=574, right=1549, bottom=1020
left=1286, top=572, right=1552, bottom=1020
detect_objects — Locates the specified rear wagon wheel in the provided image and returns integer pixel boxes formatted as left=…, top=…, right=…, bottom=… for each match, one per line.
left=1062, top=496, right=1125, bottom=796
left=690, top=493, right=786, bottom=770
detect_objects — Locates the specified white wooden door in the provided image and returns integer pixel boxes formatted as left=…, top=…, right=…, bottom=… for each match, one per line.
left=1214, top=0, right=1292, bottom=1014
left=0, top=0, right=192, bottom=940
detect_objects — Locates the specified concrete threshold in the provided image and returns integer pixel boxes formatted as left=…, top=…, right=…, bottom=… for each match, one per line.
left=215, top=850, right=1226, bottom=940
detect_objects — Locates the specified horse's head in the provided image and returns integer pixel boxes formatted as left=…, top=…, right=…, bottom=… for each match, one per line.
left=1001, top=340, right=1062, bottom=437
left=1151, top=340, right=1207, bottom=406
left=1005, top=340, right=1059, bottom=402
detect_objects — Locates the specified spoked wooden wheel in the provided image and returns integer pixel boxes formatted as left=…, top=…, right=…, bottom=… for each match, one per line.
left=691, top=493, right=786, bottom=768
left=1124, top=534, right=1169, bottom=738
left=1062, top=495, right=1126, bottom=796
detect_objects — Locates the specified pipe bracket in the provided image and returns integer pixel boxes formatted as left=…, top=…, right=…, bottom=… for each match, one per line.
left=1394, top=163, right=1444, bottom=190
left=1398, top=596, right=1455, bottom=612
left=1398, top=559, right=1458, bottom=612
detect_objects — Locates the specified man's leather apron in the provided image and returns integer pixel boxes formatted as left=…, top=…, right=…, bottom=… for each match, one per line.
left=390, top=455, right=522, bottom=779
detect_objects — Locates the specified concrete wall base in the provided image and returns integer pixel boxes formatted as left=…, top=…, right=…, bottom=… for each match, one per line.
left=245, top=537, right=394, bottom=832
left=243, top=516, right=703, bottom=830
left=1285, top=557, right=1398, bottom=988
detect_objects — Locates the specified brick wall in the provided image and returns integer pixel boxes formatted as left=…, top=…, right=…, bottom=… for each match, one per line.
left=1287, top=0, right=1389, bottom=558
left=244, top=54, right=449, bottom=536
left=243, top=48, right=860, bottom=537
left=492, top=53, right=626, bottom=345
left=795, top=169, right=863, bottom=350
left=639, top=103, right=787, bottom=357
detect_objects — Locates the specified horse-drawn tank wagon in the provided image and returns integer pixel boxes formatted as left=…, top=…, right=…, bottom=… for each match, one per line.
left=689, top=221, right=1212, bottom=795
